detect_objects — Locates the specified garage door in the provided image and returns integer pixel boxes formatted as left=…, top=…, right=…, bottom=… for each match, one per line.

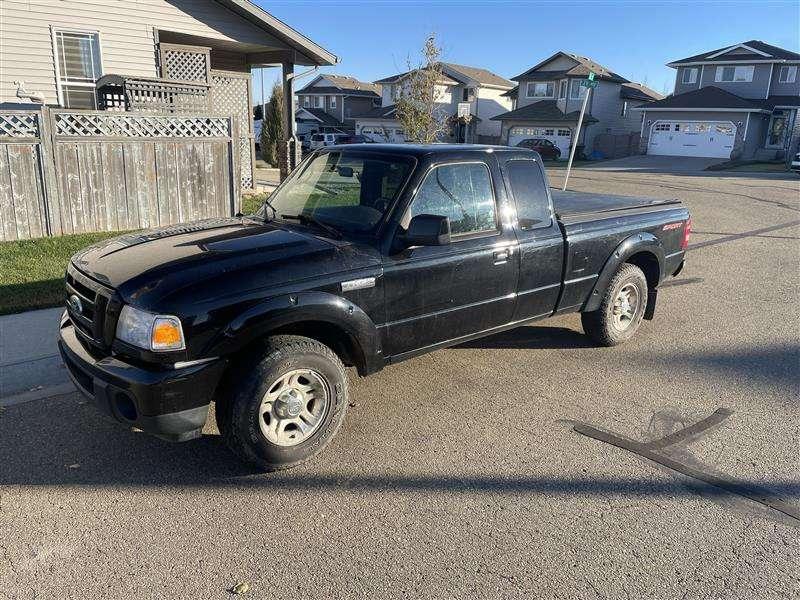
left=648, top=121, right=735, bottom=158
left=508, top=126, right=571, bottom=157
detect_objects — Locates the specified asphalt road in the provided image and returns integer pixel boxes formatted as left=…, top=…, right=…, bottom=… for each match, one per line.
left=1, top=166, right=798, bottom=599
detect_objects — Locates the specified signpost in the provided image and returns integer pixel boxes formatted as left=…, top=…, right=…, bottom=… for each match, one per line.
left=562, top=72, right=597, bottom=190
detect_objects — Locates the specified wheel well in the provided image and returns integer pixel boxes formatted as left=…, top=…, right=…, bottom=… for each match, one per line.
left=267, top=320, right=365, bottom=372
left=626, top=251, right=660, bottom=288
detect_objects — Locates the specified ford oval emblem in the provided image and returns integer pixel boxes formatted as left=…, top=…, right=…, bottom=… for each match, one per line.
left=68, top=294, right=83, bottom=315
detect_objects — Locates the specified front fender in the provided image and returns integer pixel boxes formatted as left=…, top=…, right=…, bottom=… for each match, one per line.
left=583, top=233, right=665, bottom=313
left=205, top=291, right=383, bottom=375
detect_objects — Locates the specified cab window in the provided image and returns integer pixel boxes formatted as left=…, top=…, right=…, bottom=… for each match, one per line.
left=505, top=159, right=552, bottom=230
left=407, top=162, right=497, bottom=237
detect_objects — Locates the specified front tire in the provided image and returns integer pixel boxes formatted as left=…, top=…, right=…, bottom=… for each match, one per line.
left=581, top=263, right=648, bottom=346
left=217, top=335, right=349, bottom=471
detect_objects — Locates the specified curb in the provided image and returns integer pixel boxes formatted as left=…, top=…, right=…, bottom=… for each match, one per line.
left=0, top=382, right=76, bottom=408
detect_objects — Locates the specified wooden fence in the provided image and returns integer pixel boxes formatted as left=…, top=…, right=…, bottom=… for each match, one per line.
left=593, top=132, right=642, bottom=160
left=0, top=108, right=239, bottom=242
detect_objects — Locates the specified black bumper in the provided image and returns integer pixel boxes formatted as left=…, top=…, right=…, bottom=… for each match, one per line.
left=58, top=316, right=227, bottom=442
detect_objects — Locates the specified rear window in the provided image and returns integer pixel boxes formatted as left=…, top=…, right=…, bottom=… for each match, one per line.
left=505, top=160, right=551, bottom=230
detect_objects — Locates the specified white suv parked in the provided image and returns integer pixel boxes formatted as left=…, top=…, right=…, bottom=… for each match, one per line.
left=309, top=133, right=347, bottom=150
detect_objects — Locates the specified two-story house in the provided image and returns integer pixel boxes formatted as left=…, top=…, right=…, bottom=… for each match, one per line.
left=354, top=63, right=514, bottom=143
left=492, top=52, right=662, bottom=158
left=295, top=74, right=381, bottom=134
left=638, top=41, right=800, bottom=160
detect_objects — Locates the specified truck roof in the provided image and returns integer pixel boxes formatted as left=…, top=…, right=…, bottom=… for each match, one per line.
left=322, top=143, right=532, bottom=159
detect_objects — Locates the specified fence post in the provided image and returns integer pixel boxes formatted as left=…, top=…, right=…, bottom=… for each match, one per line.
left=37, top=106, right=62, bottom=236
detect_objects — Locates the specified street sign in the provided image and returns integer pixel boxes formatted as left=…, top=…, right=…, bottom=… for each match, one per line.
left=588, top=71, right=596, bottom=81
left=580, top=80, right=599, bottom=88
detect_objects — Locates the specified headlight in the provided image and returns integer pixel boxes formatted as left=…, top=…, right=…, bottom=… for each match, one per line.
left=116, top=305, right=185, bottom=351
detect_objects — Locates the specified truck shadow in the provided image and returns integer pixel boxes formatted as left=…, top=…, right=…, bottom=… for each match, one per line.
left=453, top=326, right=593, bottom=350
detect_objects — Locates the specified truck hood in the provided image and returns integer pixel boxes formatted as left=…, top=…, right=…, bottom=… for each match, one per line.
left=70, top=217, right=380, bottom=309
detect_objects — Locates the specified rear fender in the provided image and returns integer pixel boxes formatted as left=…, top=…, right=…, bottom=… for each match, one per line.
left=207, top=291, right=383, bottom=375
left=583, top=233, right=665, bottom=314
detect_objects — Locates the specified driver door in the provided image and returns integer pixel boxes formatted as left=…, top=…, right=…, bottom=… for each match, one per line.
left=380, top=159, right=518, bottom=359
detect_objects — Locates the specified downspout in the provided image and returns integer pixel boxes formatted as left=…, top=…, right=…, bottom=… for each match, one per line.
left=765, top=63, right=774, bottom=99
left=743, top=112, right=750, bottom=141
left=698, top=65, right=704, bottom=89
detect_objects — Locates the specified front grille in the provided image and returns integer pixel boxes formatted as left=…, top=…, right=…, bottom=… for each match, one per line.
left=65, top=265, right=119, bottom=352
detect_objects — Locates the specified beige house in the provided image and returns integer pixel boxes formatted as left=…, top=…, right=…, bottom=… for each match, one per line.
left=355, top=62, right=514, bottom=144
left=1, top=0, right=337, bottom=183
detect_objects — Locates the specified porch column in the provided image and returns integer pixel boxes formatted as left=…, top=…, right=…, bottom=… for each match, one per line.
left=280, top=60, right=300, bottom=181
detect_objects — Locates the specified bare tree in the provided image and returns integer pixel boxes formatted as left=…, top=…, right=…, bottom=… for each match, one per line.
left=395, top=34, right=449, bottom=144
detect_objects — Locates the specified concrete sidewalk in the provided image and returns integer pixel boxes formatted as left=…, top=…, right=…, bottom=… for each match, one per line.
left=0, top=307, right=74, bottom=405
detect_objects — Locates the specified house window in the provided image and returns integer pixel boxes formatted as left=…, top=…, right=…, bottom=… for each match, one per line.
left=778, top=65, right=797, bottom=83
left=303, top=96, right=310, bottom=108
left=392, top=85, right=401, bottom=101
left=559, top=80, right=567, bottom=99
left=53, top=29, right=102, bottom=109
left=315, top=96, right=324, bottom=108
left=620, top=101, right=629, bottom=117
left=569, top=79, right=584, bottom=99
left=682, top=68, right=698, bottom=84
left=330, top=96, right=337, bottom=108
left=526, top=81, right=554, bottom=98
left=715, top=65, right=754, bottom=82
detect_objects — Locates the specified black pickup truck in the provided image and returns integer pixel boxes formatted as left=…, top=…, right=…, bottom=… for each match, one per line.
left=59, top=144, right=690, bottom=471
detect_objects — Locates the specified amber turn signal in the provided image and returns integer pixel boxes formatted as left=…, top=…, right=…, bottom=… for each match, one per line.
left=151, top=317, right=185, bottom=350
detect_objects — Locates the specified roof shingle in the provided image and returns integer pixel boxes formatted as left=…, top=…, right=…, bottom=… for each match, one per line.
left=491, top=100, right=599, bottom=123
left=668, top=40, right=800, bottom=65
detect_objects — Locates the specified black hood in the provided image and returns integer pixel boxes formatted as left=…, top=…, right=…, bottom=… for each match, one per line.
left=70, top=218, right=380, bottom=311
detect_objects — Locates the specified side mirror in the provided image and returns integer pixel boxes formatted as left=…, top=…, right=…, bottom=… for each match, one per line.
left=402, top=214, right=451, bottom=247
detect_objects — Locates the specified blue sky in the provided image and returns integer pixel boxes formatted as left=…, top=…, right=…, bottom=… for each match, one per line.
left=252, top=0, right=800, bottom=103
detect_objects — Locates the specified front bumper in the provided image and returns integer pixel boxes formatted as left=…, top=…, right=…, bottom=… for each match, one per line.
left=58, top=315, right=227, bottom=442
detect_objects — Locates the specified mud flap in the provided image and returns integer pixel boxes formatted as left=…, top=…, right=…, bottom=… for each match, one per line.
left=644, top=287, right=657, bottom=320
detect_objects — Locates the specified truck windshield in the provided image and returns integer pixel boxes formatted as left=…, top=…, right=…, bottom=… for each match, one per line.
left=263, top=151, right=414, bottom=235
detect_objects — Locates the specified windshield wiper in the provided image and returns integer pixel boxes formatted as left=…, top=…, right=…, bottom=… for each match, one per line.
left=280, top=212, right=342, bottom=239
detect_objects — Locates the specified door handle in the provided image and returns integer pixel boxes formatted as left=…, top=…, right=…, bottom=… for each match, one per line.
left=493, top=249, right=510, bottom=265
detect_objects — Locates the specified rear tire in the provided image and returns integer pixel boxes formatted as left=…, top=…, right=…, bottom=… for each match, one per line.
left=581, top=263, right=648, bottom=347
left=216, top=335, right=349, bottom=471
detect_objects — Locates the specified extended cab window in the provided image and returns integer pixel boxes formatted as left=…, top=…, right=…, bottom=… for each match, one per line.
left=505, top=160, right=552, bottom=230
left=408, top=162, right=497, bottom=236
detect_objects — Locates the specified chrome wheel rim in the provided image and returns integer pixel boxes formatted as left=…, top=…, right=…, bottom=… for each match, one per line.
left=612, top=283, right=640, bottom=331
left=258, top=369, right=330, bottom=447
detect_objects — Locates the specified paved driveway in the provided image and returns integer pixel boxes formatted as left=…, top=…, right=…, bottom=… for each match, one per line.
left=1, top=169, right=798, bottom=599
left=580, top=155, right=726, bottom=172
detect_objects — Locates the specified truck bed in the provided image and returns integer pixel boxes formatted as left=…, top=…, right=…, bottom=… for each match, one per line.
left=552, top=190, right=681, bottom=223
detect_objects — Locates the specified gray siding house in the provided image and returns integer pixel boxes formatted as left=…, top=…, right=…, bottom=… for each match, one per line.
left=638, top=41, right=800, bottom=160
left=296, top=75, right=380, bottom=134
left=354, top=63, right=514, bottom=143
left=493, top=52, right=662, bottom=159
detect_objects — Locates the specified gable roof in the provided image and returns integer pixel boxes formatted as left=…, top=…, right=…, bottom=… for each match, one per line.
left=214, top=0, right=337, bottom=65
left=299, top=75, right=380, bottom=98
left=440, top=63, right=514, bottom=88
left=667, top=40, right=800, bottom=66
left=491, top=100, right=598, bottom=124
left=298, top=107, right=344, bottom=125
left=357, top=104, right=398, bottom=120
left=636, top=86, right=768, bottom=112
left=512, top=51, right=628, bottom=83
left=620, top=82, right=663, bottom=102
left=374, top=62, right=512, bottom=88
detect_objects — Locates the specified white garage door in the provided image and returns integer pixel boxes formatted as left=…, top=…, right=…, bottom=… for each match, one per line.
left=508, top=126, right=571, bottom=157
left=648, top=121, right=735, bottom=158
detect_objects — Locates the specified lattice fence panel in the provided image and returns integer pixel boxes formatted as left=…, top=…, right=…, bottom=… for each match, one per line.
left=0, top=112, right=40, bottom=138
left=53, top=112, right=231, bottom=139
left=210, top=71, right=254, bottom=189
left=160, top=45, right=210, bottom=83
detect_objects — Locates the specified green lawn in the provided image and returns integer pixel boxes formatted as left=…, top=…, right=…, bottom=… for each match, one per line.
left=0, top=231, right=125, bottom=315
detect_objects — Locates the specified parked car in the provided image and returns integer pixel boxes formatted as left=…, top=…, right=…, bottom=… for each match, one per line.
left=308, top=133, right=347, bottom=150
left=334, top=135, right=373, bottom=145
left=59, top=145, right=690, bottom=472
left=791, top=152, right=800, bottom=174
left=515, top=138, right=561, bottom=160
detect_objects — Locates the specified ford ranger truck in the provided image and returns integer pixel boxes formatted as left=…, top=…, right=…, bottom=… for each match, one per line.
left=58, top=144, right=690, bottom=471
